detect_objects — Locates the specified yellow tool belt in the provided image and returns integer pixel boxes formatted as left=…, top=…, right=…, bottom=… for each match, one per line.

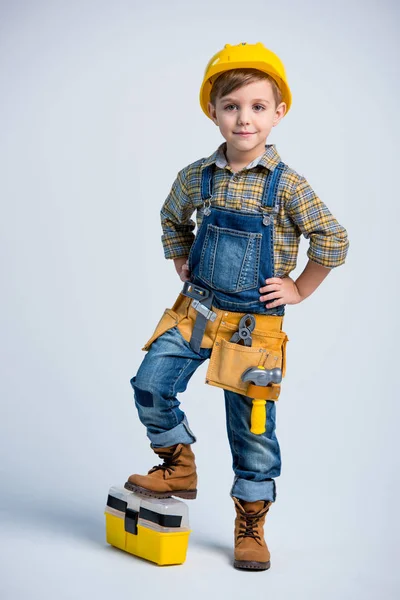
left=141, top=292, right=289, bottom=400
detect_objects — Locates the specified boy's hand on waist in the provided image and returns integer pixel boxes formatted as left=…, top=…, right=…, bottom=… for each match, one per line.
left=259, top=277, right=303, bottom=309
left=173, top=257, right=191, bottom=282
left=179, top=261, right=191, bottom=282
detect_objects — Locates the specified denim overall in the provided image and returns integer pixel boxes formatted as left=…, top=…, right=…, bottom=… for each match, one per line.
left=188, top=160, right=287, bottom=316
left=131, top=160, right=287, bottom=502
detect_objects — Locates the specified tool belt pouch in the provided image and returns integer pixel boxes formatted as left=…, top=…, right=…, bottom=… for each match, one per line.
left=205, top=320, right=289, bottom=399
left=141, top=293, right=189, bottom=351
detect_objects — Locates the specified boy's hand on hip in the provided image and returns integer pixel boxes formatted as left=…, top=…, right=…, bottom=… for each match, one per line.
left=173, top=256, right=191, bottom=282
left=259, top=276, right=303, bottom=309
left=179, top=261, right=191, bottom=282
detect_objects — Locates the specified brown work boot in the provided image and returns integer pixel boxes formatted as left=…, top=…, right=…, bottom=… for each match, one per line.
left=124, top=443, right=197, bottom=499
left=232, top=496, right=272, bottom=570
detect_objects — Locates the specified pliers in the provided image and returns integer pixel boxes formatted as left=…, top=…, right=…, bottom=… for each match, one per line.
left=229, top=314, right=256, bottom=346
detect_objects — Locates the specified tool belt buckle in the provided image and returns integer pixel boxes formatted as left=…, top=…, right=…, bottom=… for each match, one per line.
left=191, top=299, right=217, bottom=322
left=181, top=281, right=217, bottom=322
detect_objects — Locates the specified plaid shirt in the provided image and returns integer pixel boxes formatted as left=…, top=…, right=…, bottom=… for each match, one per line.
left=160, top=142, right=349, bottom=276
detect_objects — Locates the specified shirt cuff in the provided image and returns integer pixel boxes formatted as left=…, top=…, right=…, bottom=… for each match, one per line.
left=307, top=232, right=350, bottom=268
left=161, top=233, right=194, bottom=260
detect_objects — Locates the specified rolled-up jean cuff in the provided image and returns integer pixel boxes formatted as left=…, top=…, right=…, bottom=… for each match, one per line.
left=148, top=416, right=197, bottom=449
left=230, top=477, right=276, bottom=503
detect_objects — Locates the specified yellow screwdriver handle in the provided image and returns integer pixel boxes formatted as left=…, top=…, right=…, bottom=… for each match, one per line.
left=250, top=399, right=266, bottom=435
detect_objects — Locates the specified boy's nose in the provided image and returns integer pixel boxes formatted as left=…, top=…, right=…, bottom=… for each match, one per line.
left=237, top=111, right=251, bottom=125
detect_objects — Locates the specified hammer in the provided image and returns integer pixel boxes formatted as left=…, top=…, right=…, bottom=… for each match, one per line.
left=241, top=366, right=282, bottom=435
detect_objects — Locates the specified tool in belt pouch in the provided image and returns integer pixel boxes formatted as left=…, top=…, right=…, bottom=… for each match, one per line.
left=205, top=312, right=288, bottom=435
left=181, top=281, right=217, bottom=353
left=227, top=314, right=282, bottom=436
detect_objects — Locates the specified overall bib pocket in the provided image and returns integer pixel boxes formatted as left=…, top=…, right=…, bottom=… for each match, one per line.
left=198, top=224, right=262, bottom=293
left=205, top=319, right=289, bottom=397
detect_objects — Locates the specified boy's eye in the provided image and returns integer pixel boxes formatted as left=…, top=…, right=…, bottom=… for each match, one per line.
left=223, top=104, right=265, bottom=111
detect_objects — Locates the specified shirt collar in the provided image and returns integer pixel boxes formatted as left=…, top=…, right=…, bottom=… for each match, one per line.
left=200, top=141, right=281, bottom=172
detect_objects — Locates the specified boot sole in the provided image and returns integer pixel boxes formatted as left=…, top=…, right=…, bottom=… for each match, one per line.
left=234, top=559, right=271, bottom=571
left=124, top=481, right=197, bottom=500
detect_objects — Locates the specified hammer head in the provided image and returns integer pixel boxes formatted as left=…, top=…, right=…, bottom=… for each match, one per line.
left=241, top=366, right=282, bottom=386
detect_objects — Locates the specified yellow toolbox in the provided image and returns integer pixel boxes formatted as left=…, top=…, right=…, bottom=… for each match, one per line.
left=105, top=486, right=191, bottom=566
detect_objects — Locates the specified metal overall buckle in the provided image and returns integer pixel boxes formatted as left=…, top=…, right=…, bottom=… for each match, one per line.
left=203, top=196, right=212, bottom=216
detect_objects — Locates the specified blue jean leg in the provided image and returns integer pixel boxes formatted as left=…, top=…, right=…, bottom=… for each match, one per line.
left=224, top=390, right=281, bottom=502
left=131, top=326, right=211, bottom=448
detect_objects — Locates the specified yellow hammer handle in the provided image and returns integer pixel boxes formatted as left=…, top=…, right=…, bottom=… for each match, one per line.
left=250, top=399, right=266, bottom=435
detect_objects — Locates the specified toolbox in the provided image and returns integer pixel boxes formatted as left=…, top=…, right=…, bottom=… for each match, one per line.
left=105, top=485, right=191, bottom=565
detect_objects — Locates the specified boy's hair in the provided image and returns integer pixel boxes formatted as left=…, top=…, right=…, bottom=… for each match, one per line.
left=209, top=68, right=282, bottom=109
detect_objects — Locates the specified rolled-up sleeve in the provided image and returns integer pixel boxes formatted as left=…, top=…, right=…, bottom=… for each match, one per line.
left=287, top=176, right=349, bottom=268
left=160, top=168, right=196, bottom=259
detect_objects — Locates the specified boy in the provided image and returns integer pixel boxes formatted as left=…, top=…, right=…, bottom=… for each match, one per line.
left=124, top=42, right=349, bottom=571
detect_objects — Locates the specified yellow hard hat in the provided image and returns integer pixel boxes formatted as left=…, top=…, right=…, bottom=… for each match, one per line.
left=199, top=41, right=292, bottom=119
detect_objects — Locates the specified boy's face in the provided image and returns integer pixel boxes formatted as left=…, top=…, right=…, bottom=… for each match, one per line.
left=207, top=79, right=286, bottom=160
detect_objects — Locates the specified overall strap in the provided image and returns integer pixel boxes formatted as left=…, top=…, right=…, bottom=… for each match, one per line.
left=200, top=163, right=215, bottom=201
left=261, top=161, right=286, bottom=210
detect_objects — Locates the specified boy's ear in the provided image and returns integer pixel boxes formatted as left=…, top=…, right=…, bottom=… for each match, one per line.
left=272, top=101, right=287, bottom=127
left=207, top=101, right=218, bottom=123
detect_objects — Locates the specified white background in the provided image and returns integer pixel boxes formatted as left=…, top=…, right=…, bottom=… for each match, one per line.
left=1, top=0, right=399, bottom=598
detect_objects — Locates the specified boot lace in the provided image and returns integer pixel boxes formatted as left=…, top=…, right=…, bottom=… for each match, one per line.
left=237, top=505, right=270, bottom=545
left=148, top=446, right=182, bottom=478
